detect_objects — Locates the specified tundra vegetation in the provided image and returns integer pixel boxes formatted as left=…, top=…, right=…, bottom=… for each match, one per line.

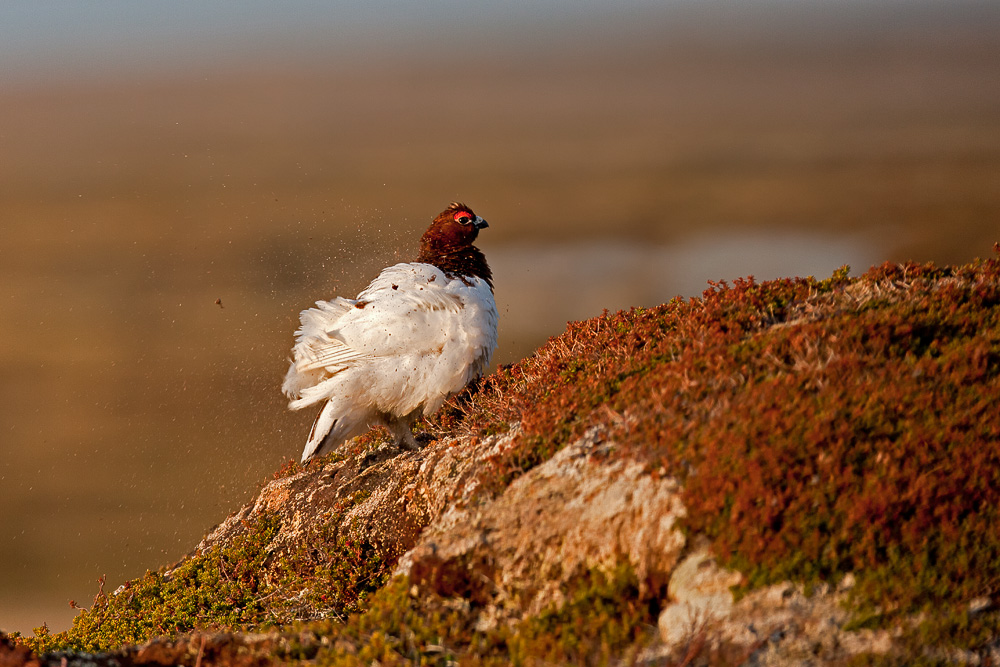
left=10, top=248, right=1000, bottom=666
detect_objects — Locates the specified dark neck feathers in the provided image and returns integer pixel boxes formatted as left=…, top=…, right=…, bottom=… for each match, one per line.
left=417, top=240, right=493, bottom=290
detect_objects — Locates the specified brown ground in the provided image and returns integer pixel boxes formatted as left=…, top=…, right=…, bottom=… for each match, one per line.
left=1, top=3, right=998, bottom=635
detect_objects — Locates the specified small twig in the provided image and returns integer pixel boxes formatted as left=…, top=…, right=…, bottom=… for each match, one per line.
left=93, top=575, right=107, bottom=607
left=194, top=635, right=206, bottom=667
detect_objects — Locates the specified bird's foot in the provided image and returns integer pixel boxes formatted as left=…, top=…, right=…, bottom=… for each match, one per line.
left=388, top=422, right=421, bottom=451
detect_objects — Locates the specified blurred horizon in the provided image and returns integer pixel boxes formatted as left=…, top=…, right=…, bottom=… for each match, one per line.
left=4, top=1, right=996, bottom=86
left=1, top=0, right=998, bottom=636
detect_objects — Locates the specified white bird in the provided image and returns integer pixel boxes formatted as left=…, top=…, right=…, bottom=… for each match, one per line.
left=283, top=203, right=498, bottom=462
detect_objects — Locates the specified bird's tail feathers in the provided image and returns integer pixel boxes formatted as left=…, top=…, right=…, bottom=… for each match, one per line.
left=300, top=400, right=367, bottom=463
left=282, top=362, right=309, bottom=401
left=287, top=380, right=335, bottom=410
left=283, top=363, right=347, bottom=404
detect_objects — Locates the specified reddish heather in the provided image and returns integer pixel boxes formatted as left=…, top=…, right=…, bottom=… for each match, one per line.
left=431, top=248, right=1000, bottom=627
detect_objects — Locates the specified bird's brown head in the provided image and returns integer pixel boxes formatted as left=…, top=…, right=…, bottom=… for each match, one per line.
left=422, top=202, right=488, bottom=246
left=417, top=202, right=493, bottom=288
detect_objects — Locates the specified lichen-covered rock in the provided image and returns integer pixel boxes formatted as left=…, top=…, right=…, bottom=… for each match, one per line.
left=658, top=546, right=743, bottom=645
left=720, top=580, right=898, bottom=666
left=398, top=427, right=687, bottom=622
left=196, top=427, right=519, bottom=565
left=655, top=560, right=899, bottom=666
left=198, top=422, right=689, bottom=628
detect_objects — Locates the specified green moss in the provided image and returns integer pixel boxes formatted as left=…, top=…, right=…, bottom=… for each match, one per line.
left=267, top=511, right=391, bottom=623
left=302, top=563, right=657, bottom=667
left=25, top=514, right=283, bottom=654
left=502, top=564, right=657, bottom=666
left=24, top=492, right=393, bottom=655
left=816, top=264, right=852, bottom=291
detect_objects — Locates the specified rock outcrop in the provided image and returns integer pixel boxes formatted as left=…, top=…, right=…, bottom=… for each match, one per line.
left=186, top=423, right=928, bottom=666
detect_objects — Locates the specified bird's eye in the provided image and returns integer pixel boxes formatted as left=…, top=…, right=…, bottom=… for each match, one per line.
left=455, top=214, right=473, bottom=225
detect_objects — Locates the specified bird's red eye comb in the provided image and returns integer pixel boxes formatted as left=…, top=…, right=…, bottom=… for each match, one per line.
left=453, top=211, right=473, bottom=222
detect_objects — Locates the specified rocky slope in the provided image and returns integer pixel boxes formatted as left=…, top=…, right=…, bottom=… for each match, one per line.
left=6, top=250, right=1000, bottom=666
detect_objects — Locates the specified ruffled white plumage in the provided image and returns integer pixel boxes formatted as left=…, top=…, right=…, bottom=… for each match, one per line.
left=283, top=262, right=498, bottom=461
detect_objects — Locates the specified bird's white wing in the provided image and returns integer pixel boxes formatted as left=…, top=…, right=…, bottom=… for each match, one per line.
left=282, top=297, right=358, bottom=399
left=286, top=263, right=489, bottom=385
left=336, top=263, right=467, bottom=356
left=291, top=298, right=366, bottom=369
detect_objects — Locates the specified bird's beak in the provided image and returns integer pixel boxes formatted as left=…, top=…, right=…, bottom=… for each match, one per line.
left=474, top=216, right=489, bottom=230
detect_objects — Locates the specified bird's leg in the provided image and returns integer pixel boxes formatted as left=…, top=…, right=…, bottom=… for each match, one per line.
left=387, top=420, right=420, bottom=451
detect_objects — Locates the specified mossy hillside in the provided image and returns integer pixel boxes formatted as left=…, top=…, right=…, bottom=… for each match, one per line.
left=14, top=249, right=1000, bottom=662
left=673, top=261, right=1000, bottom=637
left=22, top=565, right=665, bottom=666
left=422, top=251, right=1000, bottom=651
left=22, top=494, right=392, bottom=654
left=18, top=517, right=279, bottom=654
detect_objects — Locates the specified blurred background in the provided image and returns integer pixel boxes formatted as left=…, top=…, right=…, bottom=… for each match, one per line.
left=1, top=0, right=998, bottom=635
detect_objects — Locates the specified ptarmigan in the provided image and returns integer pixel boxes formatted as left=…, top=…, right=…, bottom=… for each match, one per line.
left=282, top=202, right=498, bottom=462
